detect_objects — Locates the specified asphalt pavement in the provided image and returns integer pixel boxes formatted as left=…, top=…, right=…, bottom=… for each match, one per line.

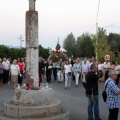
left=0, top=78, right=120, bottom=120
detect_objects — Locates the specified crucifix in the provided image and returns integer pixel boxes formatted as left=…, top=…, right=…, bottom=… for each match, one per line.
left=29, top=0, right=36, bottom=11
left=26, top=0, right=39, bottom=88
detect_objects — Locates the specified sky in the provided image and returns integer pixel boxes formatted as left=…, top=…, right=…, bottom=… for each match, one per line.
left=0, top=0, right=120, bottom=48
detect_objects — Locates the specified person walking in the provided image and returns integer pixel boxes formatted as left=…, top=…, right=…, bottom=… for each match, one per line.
left=72, top=58, right=81, bottom=87
left=10, top=59, right=20, bottom=89
left=0, top=58, right=3, bottom=85
left=85, top=64, right=103, bottom=120
left=38, top=57, right=45, bottom=84
left=81, top=57, right=90, bottom=83
left=57, top=58, right=65, bottom=83
left=104, top=70, right=120, bottom=120
left=45, top=59, right=53, bottom=83
left=52, top=62, right=58, bottom=81
left=17, top=58, right=25, bottom=86
left=115, top=62, right=120, bottom=86
left=64, top=60, right=72, bottom=89
left=2, top=58, right=10, bottom=84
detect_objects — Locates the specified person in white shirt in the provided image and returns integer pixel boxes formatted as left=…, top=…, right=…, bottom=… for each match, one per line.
left=2, top=58, right=10, bottom=84
left=98, top=61, right=104, bottom=78
left=64, top=60, right=72, bottom=89
left=81, top=57, right=90, bottom=83
left=10, top=59, right=20, bottom=89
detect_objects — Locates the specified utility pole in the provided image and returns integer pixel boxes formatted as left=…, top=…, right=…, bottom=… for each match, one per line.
left=96, top=0, right=100, bottom=60
left=96, top=22, right=98, bottom=60
left=18, top=35, right=24, bottom=48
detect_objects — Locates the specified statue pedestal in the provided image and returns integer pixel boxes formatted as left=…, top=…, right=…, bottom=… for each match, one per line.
left=0, top=88, right=69, bottom=120
left=13, top=88, right=53, bottom=105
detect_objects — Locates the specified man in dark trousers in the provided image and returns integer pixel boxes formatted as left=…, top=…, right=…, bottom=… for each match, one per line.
left=85, top=64, right=103, bottom=120
left=105, top=70, right=120, bottom=120
left=38, top=57, right=45, bottom=85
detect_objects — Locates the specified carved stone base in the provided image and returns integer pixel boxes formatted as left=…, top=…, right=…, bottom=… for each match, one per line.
left=0, top=108, right=69, bottom=120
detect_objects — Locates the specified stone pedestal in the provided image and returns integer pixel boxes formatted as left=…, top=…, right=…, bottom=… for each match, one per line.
left=0, top=88, right=69, bottom=120
left=13, top=88, right=53, bottom=105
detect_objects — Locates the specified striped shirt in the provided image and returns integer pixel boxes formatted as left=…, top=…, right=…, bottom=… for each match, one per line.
left=105, top=78, right=120, bottom=109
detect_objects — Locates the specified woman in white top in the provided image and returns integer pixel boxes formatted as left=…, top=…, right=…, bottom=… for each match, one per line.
left=64, top=60, right=72, bottom=89
left=10, top=59, right=20, bottom=89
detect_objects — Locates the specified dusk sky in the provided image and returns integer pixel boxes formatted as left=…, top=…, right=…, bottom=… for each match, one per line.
left=0, top=0, right=120, bottom=48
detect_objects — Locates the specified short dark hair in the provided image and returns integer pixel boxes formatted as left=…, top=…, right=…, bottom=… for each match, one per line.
left=90, top=64, right=96, bottom=69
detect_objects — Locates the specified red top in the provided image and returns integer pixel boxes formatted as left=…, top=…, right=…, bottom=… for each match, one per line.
left=17, top=62, right=24, bottom=72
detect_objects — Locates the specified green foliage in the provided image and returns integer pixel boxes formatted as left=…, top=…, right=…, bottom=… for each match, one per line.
left=77, top=33, right=95, bottom=58
left=63, top=32, right=77, bottom=57
left=92, top=28, right=114, bottom=61
left=39, top=45, right=49, bottom=59
left=1, top=28, right=120, bottom=62
left=0, top=45, right=49, bottom=60
left=116, top=52, right=120, bottom=62
left=107, top=33, right=120, bottom=56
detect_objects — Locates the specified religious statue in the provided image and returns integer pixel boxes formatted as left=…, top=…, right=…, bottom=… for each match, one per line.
left=56, top=43, right=61, bottom=53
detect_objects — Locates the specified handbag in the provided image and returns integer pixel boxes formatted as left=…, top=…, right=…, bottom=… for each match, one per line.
left=102, top=81, right=109, bottom=102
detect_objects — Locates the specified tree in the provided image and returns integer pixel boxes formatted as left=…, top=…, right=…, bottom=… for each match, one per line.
left=0, top=44, right=49, bottom=60
left=63, top=32, right=77, bottom=57
left=92, top=27, right=114, bottom=61
left=77, top=33, right=95, bottom=58
left=39, top=45, right=49, bottom=60
left=107, top=33, right=120, bottom=57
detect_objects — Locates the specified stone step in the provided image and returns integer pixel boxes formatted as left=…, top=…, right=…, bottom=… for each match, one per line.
left=4, top=99, right=61, bottom=118
left=0, top=108, right=69, bottom=120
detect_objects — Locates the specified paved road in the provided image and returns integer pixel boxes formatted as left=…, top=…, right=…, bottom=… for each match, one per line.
left=0, top=78, right=120, bottom=120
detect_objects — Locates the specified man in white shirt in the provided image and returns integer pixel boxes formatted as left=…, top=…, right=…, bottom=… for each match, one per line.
left=81, top=57, right=90, bottom=83
left=2, top=58, right=10, bottom=84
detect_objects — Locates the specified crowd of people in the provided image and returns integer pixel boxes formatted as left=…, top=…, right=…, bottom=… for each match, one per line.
left=0, top=57, right=25, bottom=88
left=0, top=56, right=120, bottom=120
left=39, top=56, right=120, bottom=120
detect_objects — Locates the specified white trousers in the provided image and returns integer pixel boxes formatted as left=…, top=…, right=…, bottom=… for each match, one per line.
left=74, top=72, right=80, bottom=85
left=82, top=72, right=87, bottom=83
left=65, top=73, right=72, bottom=88
left=57, top=72, right=64, bottom=81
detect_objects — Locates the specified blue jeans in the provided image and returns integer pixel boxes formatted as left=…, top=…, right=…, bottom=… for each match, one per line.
left=86, top=94, right=100, bottom=120
left=65, top=73, right=72, bottom=88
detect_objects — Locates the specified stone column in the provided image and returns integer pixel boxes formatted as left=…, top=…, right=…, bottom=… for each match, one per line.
left=26, top=0, right=39, bottom=87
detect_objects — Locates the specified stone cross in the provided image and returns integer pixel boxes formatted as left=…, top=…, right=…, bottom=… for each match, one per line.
left=26, top=0, right=39, bottom=88
left=29, top=0, right=36, bottom=11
